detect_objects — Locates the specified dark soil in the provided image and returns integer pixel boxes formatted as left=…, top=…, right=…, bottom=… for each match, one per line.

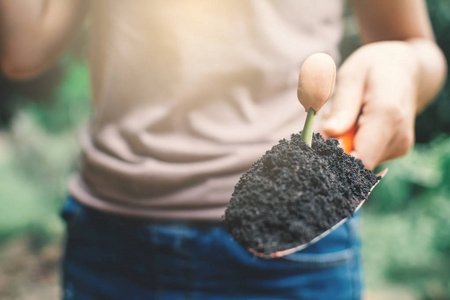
left=224, top=132, right=380, bottom=255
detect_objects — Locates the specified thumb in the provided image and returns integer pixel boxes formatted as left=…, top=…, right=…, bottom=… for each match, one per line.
left=320, top=61, right=366, bottom=136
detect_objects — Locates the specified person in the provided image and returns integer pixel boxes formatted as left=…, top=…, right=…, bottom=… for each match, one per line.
left=1, top=1, right=446, bottom=299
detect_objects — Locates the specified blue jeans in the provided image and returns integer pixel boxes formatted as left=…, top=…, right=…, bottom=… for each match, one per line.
left=61, top=196, right=362, bottom=300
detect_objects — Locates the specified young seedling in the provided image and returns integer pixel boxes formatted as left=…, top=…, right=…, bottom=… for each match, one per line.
left=297, top=53, right=336, bottom=146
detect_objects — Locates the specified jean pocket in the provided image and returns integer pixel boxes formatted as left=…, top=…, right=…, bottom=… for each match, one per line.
left=278, top=217, right=360, bottom=269
left=61, top=196, right=84, bottom=230
left=280, top=247, right=355, bottom=269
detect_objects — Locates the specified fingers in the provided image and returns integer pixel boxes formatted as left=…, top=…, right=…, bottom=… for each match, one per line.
left=351, top=69, right=417, bottom=170
left=353, top=113, right=415, bottom=170
left=351, top=112, right=390, bottom=170
left=320, top=42, right=420, bottom=170
left=320, top=56, right=368, bottom=136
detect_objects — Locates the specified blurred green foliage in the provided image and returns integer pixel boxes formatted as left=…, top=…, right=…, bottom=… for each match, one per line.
left=363, top=138, right=450, bottom=299
left=0, top=56, right=90, bottom=243
left=24, top=57, right=91, bottom=133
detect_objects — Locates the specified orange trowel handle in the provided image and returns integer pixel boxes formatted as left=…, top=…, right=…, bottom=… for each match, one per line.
left=335, top=127, right=355, bottom=154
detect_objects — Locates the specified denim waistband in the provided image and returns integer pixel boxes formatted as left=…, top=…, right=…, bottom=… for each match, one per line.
left=63, top=195, right=224, bottom=228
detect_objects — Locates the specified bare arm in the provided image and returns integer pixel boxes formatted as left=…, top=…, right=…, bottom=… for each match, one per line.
left=352, top=0, right=447, bottom=112
left=320, top=0, right=447, bottom=170
left=0, top=0, right=88, bottom=80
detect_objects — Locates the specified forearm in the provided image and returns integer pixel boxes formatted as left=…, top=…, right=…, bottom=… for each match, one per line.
left=0, top=0, right=88, bottom=79
left=406, top=38, right=447, bottom=113
left=351, top=0, right=447, bottom=114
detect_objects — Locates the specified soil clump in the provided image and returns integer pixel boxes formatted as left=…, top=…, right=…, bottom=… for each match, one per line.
left=224, top=132, right=380, bottom=255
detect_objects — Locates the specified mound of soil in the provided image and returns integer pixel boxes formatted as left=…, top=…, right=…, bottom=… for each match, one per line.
left=224, top=132, right=380, bottom=256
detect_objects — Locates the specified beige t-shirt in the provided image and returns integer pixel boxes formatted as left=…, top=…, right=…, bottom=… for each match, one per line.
left=69, top=0, right=343, bottom=220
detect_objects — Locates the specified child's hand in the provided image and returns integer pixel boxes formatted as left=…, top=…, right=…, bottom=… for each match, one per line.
left=320, top=41, right=420, bottom=170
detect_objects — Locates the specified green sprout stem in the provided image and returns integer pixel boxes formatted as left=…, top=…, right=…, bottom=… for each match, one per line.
left=301, top=108, right=316, bottom=147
